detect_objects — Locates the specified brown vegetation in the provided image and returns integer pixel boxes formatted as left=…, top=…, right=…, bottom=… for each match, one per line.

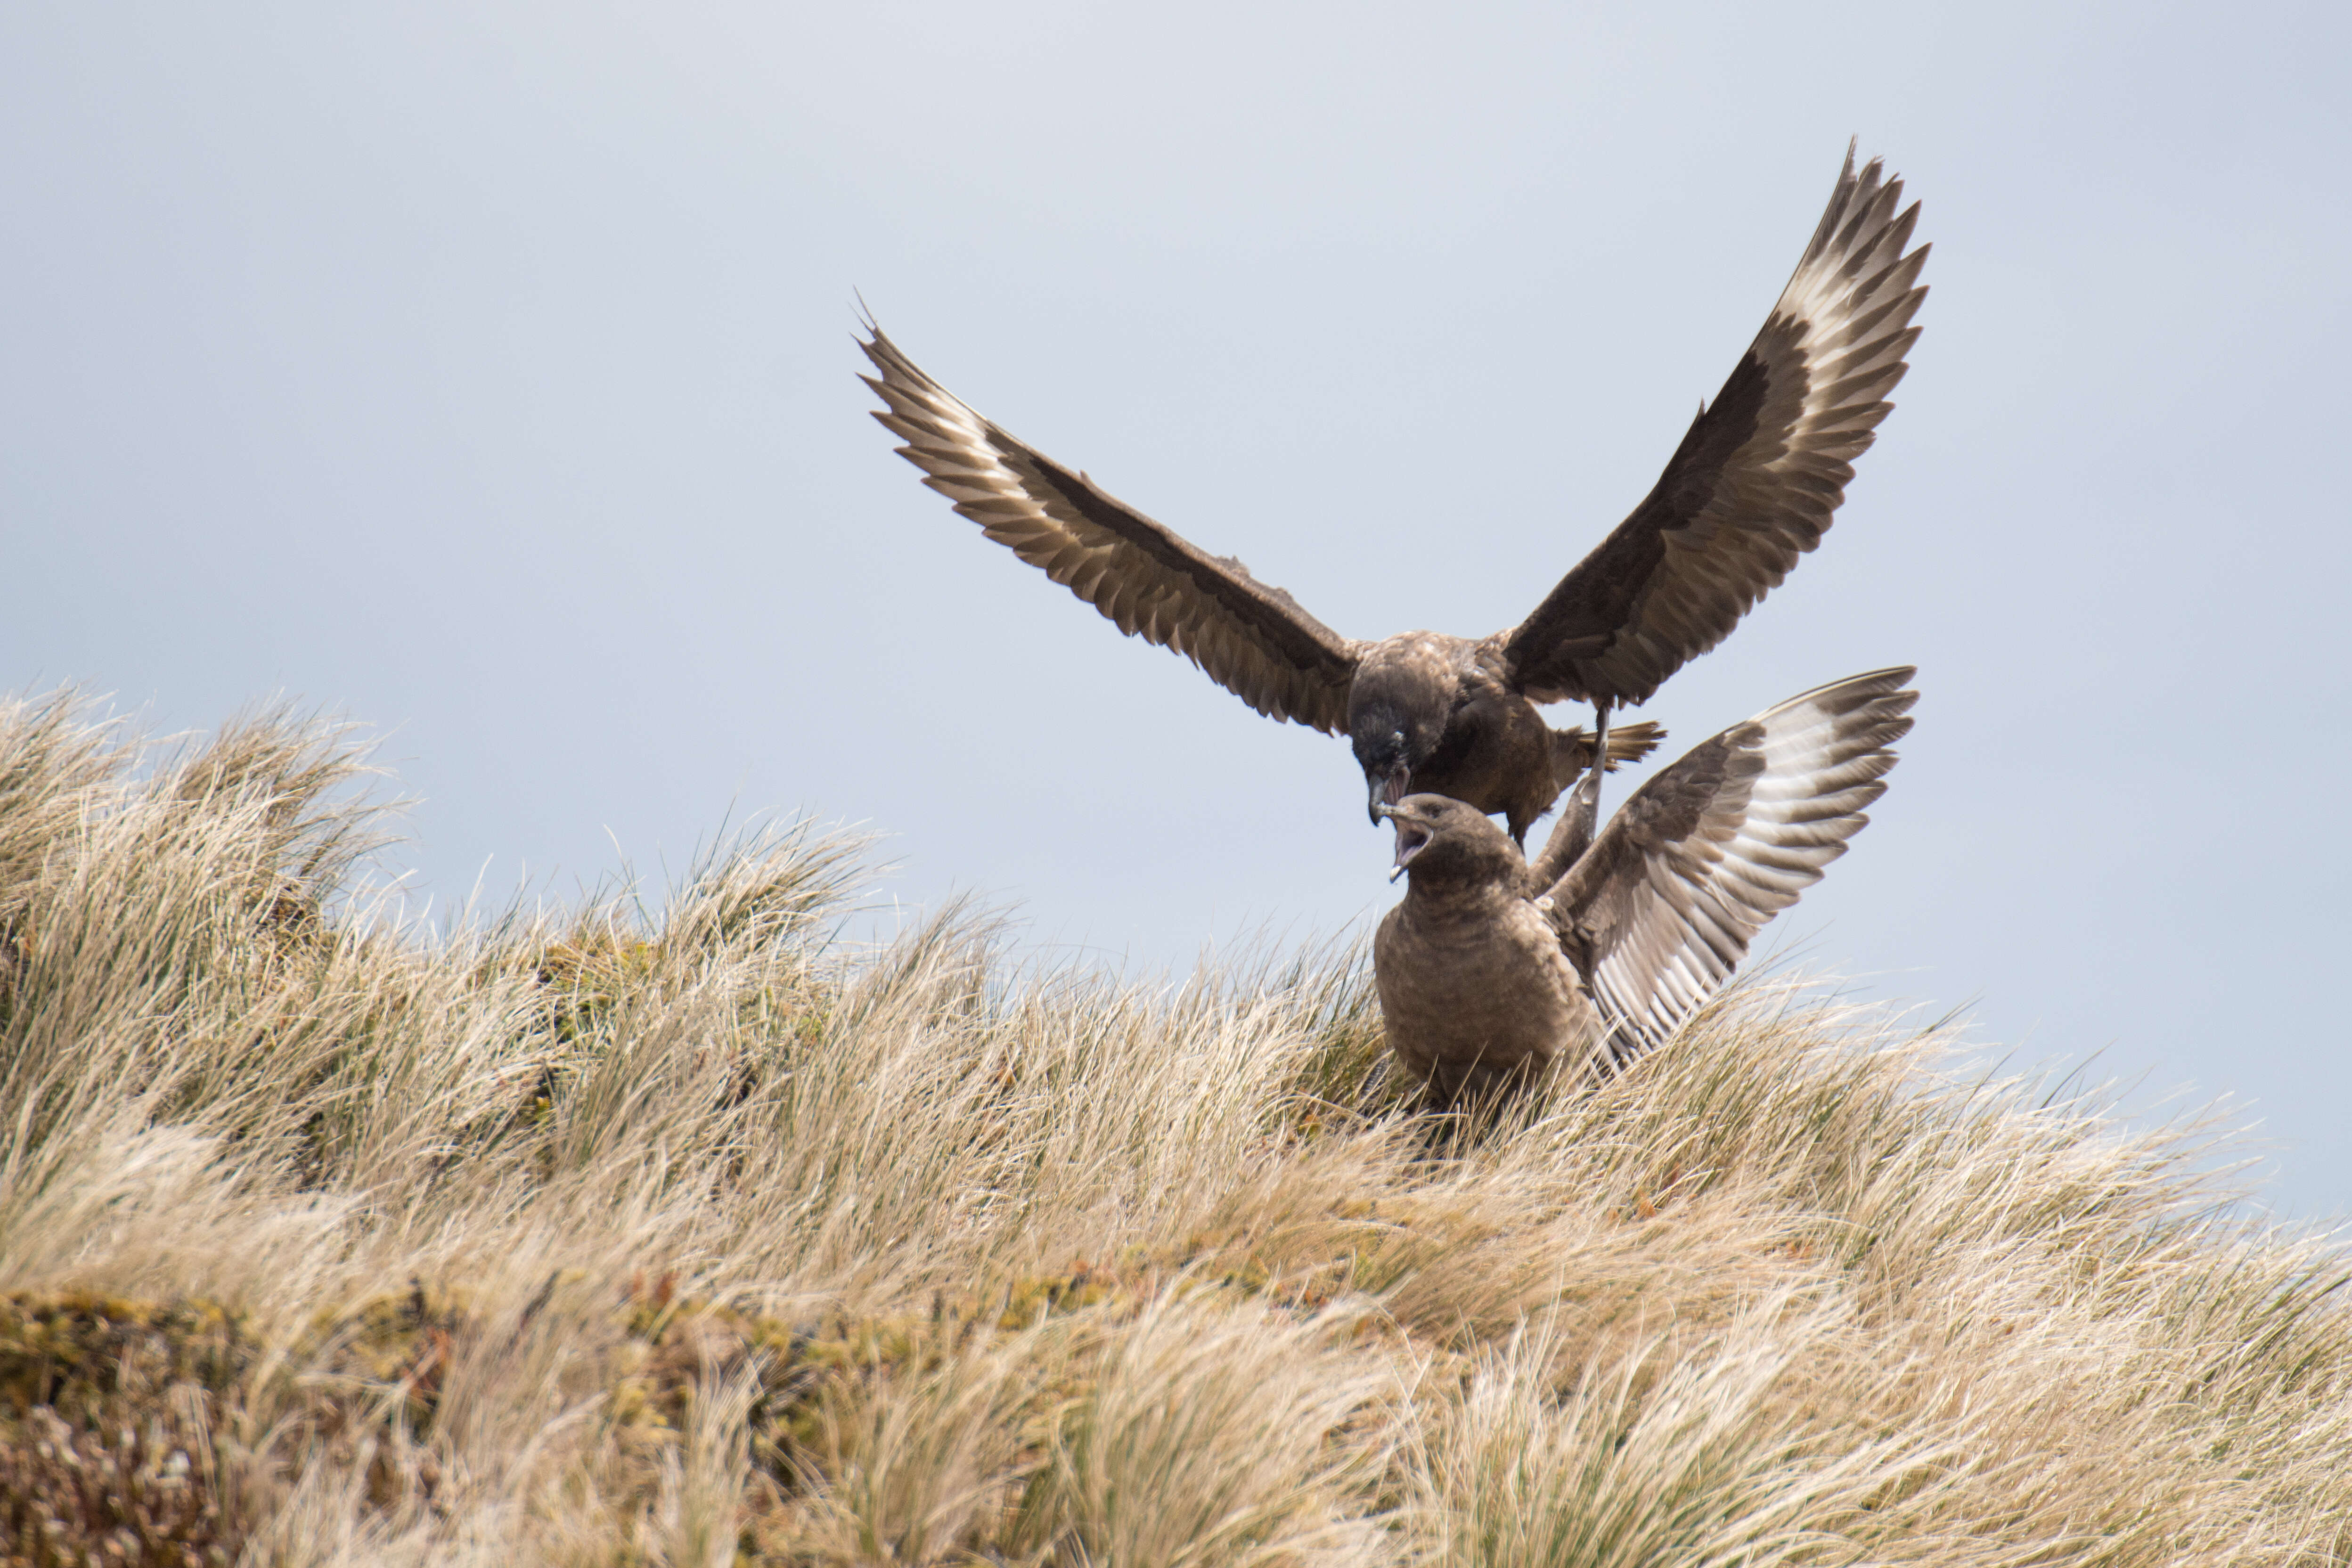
left=0, top=689, right=2345, bottom=1565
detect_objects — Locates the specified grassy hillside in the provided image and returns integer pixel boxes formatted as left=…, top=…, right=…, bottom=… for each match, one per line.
left=1, top=689, right=2346, bottom=1566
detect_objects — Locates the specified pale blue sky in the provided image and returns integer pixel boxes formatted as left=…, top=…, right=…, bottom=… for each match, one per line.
left=5, top=3, right=2347, bottom=1203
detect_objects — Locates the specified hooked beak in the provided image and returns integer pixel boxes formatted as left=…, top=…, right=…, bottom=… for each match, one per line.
left=1366, top=767, right=1410, bottom=826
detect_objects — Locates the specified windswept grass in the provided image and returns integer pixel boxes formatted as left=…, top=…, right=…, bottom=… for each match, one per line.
left=0, top=688, right=2346, bottom=1566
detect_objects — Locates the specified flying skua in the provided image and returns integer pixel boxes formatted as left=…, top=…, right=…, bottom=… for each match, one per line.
left=859, top=147, right=1926, bottom=841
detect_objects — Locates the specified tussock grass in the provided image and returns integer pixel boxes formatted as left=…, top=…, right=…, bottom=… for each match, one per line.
left=0, top=688, right=2346, bottom=1565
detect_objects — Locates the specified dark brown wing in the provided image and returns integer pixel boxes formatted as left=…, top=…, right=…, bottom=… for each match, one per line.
left=1503, top=147, right=1929, bottom=707
left=860, top=326, right=1362, bottom=734
left=1542, top=668, right=1916, bottom=1060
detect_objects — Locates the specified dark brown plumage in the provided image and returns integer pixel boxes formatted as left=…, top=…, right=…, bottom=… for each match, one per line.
left=862, top=147, right=1926, bottom=841
left=1372, top=668, right=1916, bottom=1107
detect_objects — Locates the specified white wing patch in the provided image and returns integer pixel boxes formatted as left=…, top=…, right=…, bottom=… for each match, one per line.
left=1753, top=148, right=1930, bottom=488
left=1583, top=667, right=1917, bottom=1058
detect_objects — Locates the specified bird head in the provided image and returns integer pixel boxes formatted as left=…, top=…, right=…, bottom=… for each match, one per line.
left=1376, top=795, right=1522, bottom=888
left=1353, top=720, right=1419, bottom=825
left=1348, top=649, right=1454, bottom=825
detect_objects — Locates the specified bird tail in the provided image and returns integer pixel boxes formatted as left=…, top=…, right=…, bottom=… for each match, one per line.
left=1551, top=719, right=1666, bottom=782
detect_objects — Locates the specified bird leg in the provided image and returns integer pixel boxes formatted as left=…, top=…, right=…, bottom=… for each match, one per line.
left=1569, top=702, right=1611, bottom=847
left=1528, top=702, right=1611, bottom=888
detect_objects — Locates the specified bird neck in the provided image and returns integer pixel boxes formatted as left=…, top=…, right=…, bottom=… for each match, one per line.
left=1400, top=874, right=1522, bottom=928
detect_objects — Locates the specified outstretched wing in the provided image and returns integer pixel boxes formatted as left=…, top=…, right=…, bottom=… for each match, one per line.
left=1543, top=667, right=1916, bottom=1061
left=860, top=326, right=1362, bottom=734
left=1503, top=147, right=1929, bottom=708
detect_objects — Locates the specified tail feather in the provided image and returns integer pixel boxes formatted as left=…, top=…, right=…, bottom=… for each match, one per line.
left=1551, top=719, right=1666, bottom=783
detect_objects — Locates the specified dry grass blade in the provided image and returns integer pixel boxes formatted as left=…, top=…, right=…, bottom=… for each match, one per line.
left=0, top=687, right=2345, bottom=1565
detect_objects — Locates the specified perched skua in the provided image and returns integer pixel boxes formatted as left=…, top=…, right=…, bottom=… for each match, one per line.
left=1373, top=667, right=1915, bottom=1108
left=860, top=147, right=1927, bottom=841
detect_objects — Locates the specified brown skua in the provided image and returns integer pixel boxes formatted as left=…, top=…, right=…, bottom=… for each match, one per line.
left=1373, top=667, right=1916, bottom=1109
left=860, top=147, right=1927, bottom=841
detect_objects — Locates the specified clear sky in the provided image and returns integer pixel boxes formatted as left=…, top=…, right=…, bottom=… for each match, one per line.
left=6, top=4, right=2347, bottom=1205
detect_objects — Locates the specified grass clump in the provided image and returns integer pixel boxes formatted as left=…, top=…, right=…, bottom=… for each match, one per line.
left=0, top=686, right=2346, bottom=1566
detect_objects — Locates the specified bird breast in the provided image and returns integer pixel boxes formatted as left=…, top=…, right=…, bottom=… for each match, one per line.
left=1373, top=892, right=1600, bottom=1086
left=1354, top=637, right=1555, bottom=826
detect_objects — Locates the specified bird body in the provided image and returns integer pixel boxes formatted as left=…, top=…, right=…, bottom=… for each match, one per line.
left=862, top=147, right=1926, bottom=837
left=1348, top=633, right=1646, bottom=840
left=1373, top=835, right=1600, bottom=1107
left=1374, top=668, right=1917, bottom=1106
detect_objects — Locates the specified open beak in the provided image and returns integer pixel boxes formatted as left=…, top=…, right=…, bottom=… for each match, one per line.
left=1365, top=768, right=1409, bottom=826
left=1388, top=815, right=1431, bottom=882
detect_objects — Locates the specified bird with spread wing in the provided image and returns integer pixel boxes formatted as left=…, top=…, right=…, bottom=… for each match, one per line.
left=862, top=147, right=1926, bottom=843
left=1370, top=667, right=1915, bottom=1108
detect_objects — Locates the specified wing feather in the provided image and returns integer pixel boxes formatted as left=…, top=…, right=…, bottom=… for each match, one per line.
left=1504, top=148, right=1930, bottom=707
left=1544, top=667, right=1916, bottom=1061
left=860, top=326, right=1362, bottom=732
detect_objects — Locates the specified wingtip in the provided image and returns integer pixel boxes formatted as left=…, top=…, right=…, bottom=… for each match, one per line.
left=853, top=324, right=893, bottom=378
left=856, top=325, right=948, bottom=403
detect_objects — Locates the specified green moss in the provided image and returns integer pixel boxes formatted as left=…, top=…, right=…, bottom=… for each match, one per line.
left=0, top=1292, right=249, bottom=1427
